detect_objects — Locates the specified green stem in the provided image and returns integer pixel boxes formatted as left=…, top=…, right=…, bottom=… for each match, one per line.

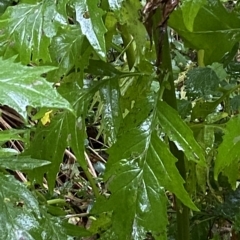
left=197, top=49, right=205, bottom=67
left=118, top=24, right=135, bottom=70
left=47, top=198, right=66, bottom=205
left=175, top=149, right=190, bottom=240
left=111, top=42, right=123, bottom=53
left=83, top=168, right=100, bottom=198
left=152, top=11, right=190, bottom=240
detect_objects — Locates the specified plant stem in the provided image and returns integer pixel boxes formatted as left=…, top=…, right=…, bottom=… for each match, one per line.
left=152, top=11, right=190, bottom=240
left=197, top=49, right=205, bottom=67
left=161, top=32, right=190, bottom=240
left=118, top=24, right=135, bottom=70
left=47, top=198, right=66, bottom=205
left=83, top=168, right=100, bottom=198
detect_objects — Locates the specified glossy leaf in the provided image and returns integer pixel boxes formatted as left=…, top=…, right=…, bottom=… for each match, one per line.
left=0, top=148, right=19, bottom=157
left=169, top=0, right=240, bottom=64
left=0, top=156, right=50, bottom=170
left=181, top=0, right=206, bottom=31
left=49, top=26, right=86, bottom=81
left=99, top=79, right=122, bottom=144
left=93, top=87, right=198, bottom=239
left=214, top=116, right=240, bottom=184
left=158, top=101, right=205, bottom=165
left=0, top=174, right=72, bottom=239
left=27, top=82, right=93, bottom=191
left=0, top=57, right=72, bottom=118
left=0, top=1, right=67, bottom=63
left=108, top=0, right=124, bottom=11
left=26, top=112, right=71, bottom=191
left=75, top=0, right=107, bottom=60
left=0, top=0, right=13, bottom=14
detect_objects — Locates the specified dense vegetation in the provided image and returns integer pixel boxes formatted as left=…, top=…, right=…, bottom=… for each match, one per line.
left=1, top=0, right=240, bottom=239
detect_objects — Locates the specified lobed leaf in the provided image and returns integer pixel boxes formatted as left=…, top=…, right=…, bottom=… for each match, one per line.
left=0, top=174, right=75, bottom=239
left=214, top=116, right=240, bottom=186
left=27, top=82, right=94, bottom=191
left=75, top=0, right=107, bottom=60
left=49, top=26, right=86, bottom=81
left=93, top=84, right=198, bottom=239
left=157, top=101, right=206, bottom=165
left=185, top=67, right=220, bottom=100
left=26, top=112, right=70, bottom=191
left=0, top=1, right=67, bottom=63
left=0, top=57, right=72, bottom=118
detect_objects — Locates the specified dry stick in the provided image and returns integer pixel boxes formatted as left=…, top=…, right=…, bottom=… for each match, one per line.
left=1, top=108, right=25, bottom=124
left=84, top=151, right=102, bottom=190
left=0, top=117, right=24, bottom=151
left=65, top=212, right=89, bottom=218
left=84, top=151, right=97, bottom=178
left=89, top=137, right=108, bottom=148
left=87, top=146, right=107, bottom=163
left=65, top=149, right=101, bottom=194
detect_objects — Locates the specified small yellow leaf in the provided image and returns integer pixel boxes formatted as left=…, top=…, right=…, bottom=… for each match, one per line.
left=41, top=110, right=53, bottom=125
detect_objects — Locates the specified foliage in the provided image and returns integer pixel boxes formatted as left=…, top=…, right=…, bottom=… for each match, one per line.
left=0, top=0, right=240, bottom=239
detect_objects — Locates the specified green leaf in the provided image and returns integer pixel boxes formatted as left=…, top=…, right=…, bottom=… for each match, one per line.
left=177, top=99, right=192, bottom=119
left=27, top=82, right=92, bottom=191
left=49, top=26, right=86, bottom=81
left=108, top=0, right=124, bottom=11
left=85, top=59, right=122, bottom=77
left=93, top=88, right=198, bottom=239
left=181, top=0, right=207, bottom=31
left=0, top=156, right=50, bottom=170
left=99, top=79, right=123, bottom=144
left=169, top=0, right=240, bottom=64
left=75, top=0, right=107, bottom=60
left=0, top=0, right=13, bottom=15
left=191, top=220, right=209, bottom=240
left=88, top=212, right=112, bottom=234
left=190, top=87, right=231, bottom=121
left=191, top=99, right=219, bottom=121
left=49, top=25, right=93, bottom=85
left=208, top=62, right=228, bottom=81
left=214, top=116, right=240, bottom=184
left=26, top=113, right=70, bottom=190
left=185, top=67, right=220, bottom=99
left=116, top=0, right=146, bottom=53
left=0, top=1, right=67, bottom=63
left=0, top=57, right=72, bottom=118
left=158, top=101, right=205, bottom=165
left=0, top=148, right=19, bottom=157
left=0, top=129, right=28, bottom=142
left=222, top=161, right=239, bottom=189
left=0, top=174, right=72, bottom=239
left=230, top=95, right=240, bottom=112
